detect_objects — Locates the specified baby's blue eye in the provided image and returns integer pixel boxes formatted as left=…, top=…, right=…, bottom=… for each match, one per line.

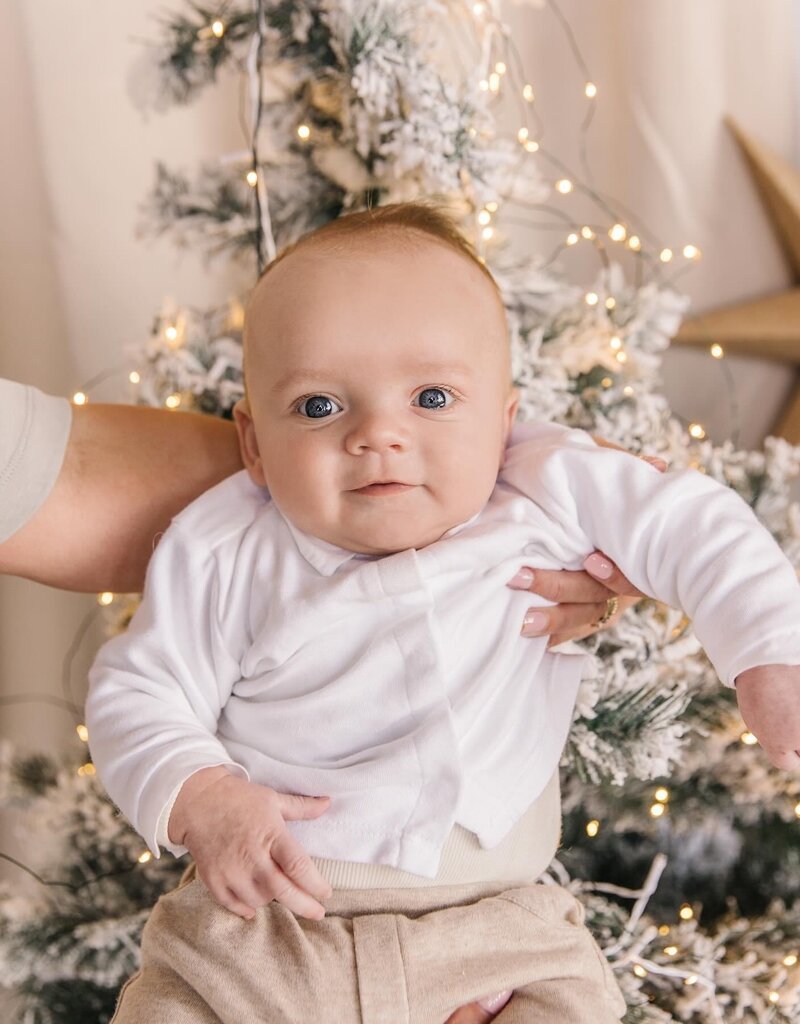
left=415, top=387, right=454, bottom=410
left=297, top=395, right=342, bottom=419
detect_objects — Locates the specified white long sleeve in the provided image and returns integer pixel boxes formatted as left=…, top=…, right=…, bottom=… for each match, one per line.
left=85, top=516, right=251, bottom=857
left=502, top=427, right=800, bottom=688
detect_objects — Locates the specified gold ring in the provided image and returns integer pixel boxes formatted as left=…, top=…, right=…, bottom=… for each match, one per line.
left=595, top=595, right=619, bottom=626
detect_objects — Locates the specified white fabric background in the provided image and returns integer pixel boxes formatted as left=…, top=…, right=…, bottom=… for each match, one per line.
left=0, top=0, right=798, bottom=836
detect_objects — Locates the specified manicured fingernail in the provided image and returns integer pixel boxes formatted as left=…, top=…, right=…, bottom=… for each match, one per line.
left=584, top=553, right=613, bottom=579
left=478, top=990, right=513, bottom=1012
left=522, top=610, right=548, bottom=636
left=643, top=455, right=668, bottom=471
left=506, top=568, right=534, bottom=589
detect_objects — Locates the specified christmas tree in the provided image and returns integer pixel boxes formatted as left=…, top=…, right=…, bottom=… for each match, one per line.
left=3, top=2, right=800, bottom=1021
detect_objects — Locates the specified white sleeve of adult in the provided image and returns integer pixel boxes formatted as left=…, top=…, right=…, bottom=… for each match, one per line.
left=502, top=429, right=800, bottom=688
left=0, top=379, right=72, bottom=544
left=85, top=520, right=248, bottom=858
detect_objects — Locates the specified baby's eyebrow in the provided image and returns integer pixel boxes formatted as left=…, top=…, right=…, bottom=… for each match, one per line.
left=270, top=361, right=474, bottom=396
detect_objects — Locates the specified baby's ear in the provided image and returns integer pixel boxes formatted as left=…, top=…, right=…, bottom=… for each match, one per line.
left=232, top=398, right=268, bottom=487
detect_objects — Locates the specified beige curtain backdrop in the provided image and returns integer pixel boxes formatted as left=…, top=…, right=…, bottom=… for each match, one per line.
left=0, top=0, right=797, bottom=860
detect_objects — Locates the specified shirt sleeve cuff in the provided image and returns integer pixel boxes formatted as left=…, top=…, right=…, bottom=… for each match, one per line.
left=151, top=761, right=250, bottom=858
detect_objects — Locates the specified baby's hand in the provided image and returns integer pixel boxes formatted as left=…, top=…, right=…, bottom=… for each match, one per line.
left=168, top=766, right=333, bottom=920
left=735, top=664, right=800, bottom=769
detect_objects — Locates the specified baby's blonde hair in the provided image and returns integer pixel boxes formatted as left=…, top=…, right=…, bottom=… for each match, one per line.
left=249, top=197, right=504, bottom=312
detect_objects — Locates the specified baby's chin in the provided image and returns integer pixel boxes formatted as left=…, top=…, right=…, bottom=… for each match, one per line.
left=319, top=518, right=459, bottom=557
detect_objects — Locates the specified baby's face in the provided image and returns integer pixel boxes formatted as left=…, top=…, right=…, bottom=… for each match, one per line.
left=234, top=233, right=519, bottom=555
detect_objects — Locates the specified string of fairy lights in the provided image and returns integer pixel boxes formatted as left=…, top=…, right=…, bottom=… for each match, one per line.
left=8, top=0, right=798, bottom=1013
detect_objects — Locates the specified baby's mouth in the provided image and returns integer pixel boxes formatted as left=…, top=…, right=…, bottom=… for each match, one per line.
left=350, top=482, right=416, bottom=496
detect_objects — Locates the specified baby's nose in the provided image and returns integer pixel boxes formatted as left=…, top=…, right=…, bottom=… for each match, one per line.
left=344, top=410, right=410, bottom=454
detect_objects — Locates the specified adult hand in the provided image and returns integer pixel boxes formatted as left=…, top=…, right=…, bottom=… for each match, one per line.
left=507, top=439, right=668, bottom=647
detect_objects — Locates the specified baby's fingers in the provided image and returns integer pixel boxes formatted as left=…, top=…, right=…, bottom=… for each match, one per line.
left=763, top=747, right=800, bottom=771
left=275, top=792, right=331, bottom=821
left=271, top=830, right=333, bottom=902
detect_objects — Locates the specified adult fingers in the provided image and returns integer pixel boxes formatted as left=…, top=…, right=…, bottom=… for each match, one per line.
left=507, top=566, right=613, bottom=605
left=544, top=594, right=639, bottom=647
left=590, top=435, right=669, bottom=474
left=442, top=991, right=513, bottom=1023
left=521, top=600, right=611, bottom=638
left=582, top=552, right=647, bottom=599
left=270, top=829, right=333, bottom=901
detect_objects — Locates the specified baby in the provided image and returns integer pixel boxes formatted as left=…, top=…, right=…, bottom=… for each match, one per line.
left=87, top=200, right=800, bottom=1024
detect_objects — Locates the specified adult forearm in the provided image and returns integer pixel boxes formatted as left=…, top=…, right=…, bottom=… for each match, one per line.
left=0, top=403, right=243, bottom=593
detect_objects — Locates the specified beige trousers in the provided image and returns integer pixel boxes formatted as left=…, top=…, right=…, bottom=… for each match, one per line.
left=112, top=865, right=626, bottom=1023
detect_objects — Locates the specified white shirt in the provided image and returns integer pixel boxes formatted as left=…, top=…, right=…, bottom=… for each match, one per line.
left=86, top=420, right=800, bottom=878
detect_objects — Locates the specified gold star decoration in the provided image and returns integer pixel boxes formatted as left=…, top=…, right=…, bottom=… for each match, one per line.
left=672, top=116, right=800, bottom=442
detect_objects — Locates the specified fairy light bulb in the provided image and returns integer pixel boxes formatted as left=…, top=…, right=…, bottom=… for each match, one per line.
left=165, top=325, right=178, bottom=342
left=659, top=248, right=674, bottom=263
left=138, top=851, right=153, bottom=864
left=522, top=84, right=535, bottom=102
left=479, top=79, right=489, bottom=91
left=165, top=394, right=182, bottom=410
left=585, top=819, right=600, bottom=837
left=481, top=226, right=494, bottom=241
left=609, top=336, right=622, bottom=350
left=489, top=73, right=501, bottom=92
left=211, top=20, right=225, bottom=38
left=585, top=292, right=599, bottom=306
left=77, top=763, right=96, bottom=777
left=627, top=235, right=642, bottom=251
left=679, top=904, right=694, bottom=920
left=784, top=954, right=798, bottom=966
left=710, top=343, right=724, bottom=359
left=556, top=178, right=573, bottom=194
left=517, top=127, right=529, bottom=144
left=654, top=787, right=669, bottom=802
left=97, top=592, right=114, bottom=607
left=566, top=232, right=579, bottom=246
left=246, top=170, right=258, bottom=187
left=794, top=801, right=800, bottom=817
left=486, top=201, right=498, bottom=213
left=663, top=945, right=678, bottom=957
left=685, top=975, right=698, bottom=986
left=683, top=244, right=701, bottom=260
left=472, top=2, right=486, bottom=14
left=524, top=140, right=539, bottom=152
left=601, top=377, right=612, bottom=388
left=609, top=223, right=627, bottom=242
left=129, top=370, right=141, bottom=384
left=741, top=731, right=758, bottom=746
left=76, top=724, right=89, bottom=742
left=616, top=351, right=628, bottom=364
left=605, top=297, right=616, bottom=310
left=580, top=226, right=595, bottom=240
left=769, top=992, right=780, bottom=1004
left=478, top=210, right=492, bottom=226
left=72, top=391, right=88, bottom=406
left=650, top=802, right=666, bottom=818
left=688, top=423, right=706, bottom=440
left=623, top=385, right=634, bottom=396
left=633, top=964, right=647, bottom=978
left=585, top=81, right=597, bottom=98
left=297, top=124, right=311, bottom=140
left=495, top=61, right=507, bottom=75
left=658, top=925, right=670, bottom=936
